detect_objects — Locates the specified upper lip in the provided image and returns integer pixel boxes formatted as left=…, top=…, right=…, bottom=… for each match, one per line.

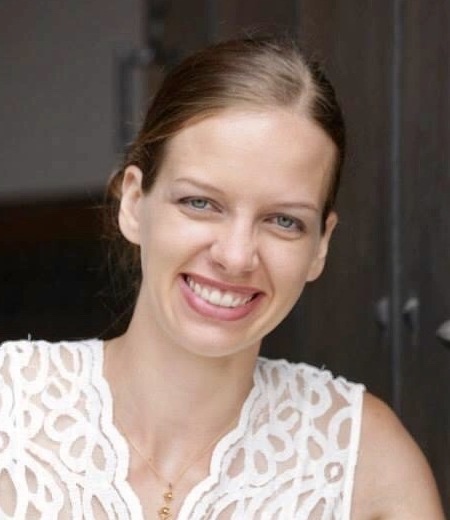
left=183, top=273, right=262, bottom=296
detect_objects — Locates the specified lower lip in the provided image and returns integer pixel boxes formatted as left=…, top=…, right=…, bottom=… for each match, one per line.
left=178, top=276, right=263, bottom=322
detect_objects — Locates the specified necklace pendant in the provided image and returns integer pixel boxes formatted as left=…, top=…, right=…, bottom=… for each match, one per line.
left=163, top=487, right=173, bottom=503
left=158, top=505, right=172, bottom=520
left=158, top=484, right=173, bottom=519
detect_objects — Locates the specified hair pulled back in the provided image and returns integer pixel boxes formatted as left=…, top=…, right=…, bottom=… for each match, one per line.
left=106, top=36, right=346, bottom=294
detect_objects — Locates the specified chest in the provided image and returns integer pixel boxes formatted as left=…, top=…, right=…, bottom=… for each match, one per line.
left=123, top=437, right=351, bottom=520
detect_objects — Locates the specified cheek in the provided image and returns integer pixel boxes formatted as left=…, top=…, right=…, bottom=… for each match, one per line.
left=270, top=237, right=317, bottom=298
left=139, top=212, right=215, bottom=270
left=268, top=244, right=314, bottom=299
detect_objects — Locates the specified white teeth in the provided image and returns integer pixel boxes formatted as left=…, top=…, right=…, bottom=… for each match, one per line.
left=185, top=276, right=254, bottom=308
left=209, top=289, right=222, bottom=305
left=220, top=293, right=234, bottom=307
left=231, top=296, right=242, bottom=307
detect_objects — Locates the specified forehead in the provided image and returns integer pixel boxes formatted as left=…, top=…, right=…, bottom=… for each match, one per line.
left=164, top=108, right=335, bottom=167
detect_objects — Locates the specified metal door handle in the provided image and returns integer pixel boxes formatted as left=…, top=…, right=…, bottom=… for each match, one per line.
left=403, top=296, right=420, bottom=347
left=436, top=320, right=450, bottom=348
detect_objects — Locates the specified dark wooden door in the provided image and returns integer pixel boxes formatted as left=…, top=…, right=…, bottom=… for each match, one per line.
left=400, top=0, right=450, bottom=509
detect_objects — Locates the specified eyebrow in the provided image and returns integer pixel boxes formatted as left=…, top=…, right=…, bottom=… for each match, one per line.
left=173, top=177, right=320, bottom=214
left=273, top=202, right=320, bottom=214
left=174, top=177, right=225, bottom=195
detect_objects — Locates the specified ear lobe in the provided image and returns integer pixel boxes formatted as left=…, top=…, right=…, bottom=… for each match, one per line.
left=118, top=166, right=144, bottom=245
left=306, top=211, right=338, bottom=282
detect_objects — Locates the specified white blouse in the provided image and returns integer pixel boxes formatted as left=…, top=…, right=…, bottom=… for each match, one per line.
left=0, top=339, right=364, bottom=519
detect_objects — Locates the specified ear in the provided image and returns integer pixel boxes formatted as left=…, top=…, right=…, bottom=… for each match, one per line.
left=306, top=211, right=338, bottom=282
left=118, top=166, right=144, bottom=245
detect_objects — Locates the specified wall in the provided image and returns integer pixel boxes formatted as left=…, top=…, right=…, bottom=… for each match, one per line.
left=0, top=0, right=144, bottom=200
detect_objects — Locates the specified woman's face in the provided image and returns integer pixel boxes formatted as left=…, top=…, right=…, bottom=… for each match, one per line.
left=120, top=108, right=337, bottom=358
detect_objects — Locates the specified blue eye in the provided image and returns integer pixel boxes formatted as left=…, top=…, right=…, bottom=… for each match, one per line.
left=180, top=197, right=211, bottom=210
left=188, top=198, right=209, bottom=209
left=275, top=215, right=297, bottom=229
left=269, top=214, right=305, bottom=234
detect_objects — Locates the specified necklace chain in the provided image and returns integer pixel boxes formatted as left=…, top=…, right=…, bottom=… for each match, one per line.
left=104, top=342, right=240, bottom=520
left=115, top=412, right=239, bottom=519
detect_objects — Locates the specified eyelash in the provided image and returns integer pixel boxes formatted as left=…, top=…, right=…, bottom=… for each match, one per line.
left=179, top=197, right=305, bottom=234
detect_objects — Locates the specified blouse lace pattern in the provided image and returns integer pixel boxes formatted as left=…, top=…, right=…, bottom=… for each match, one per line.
left=0, top=339, right=364, bottom=519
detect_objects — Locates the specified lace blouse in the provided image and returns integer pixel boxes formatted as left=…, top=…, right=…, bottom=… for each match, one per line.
left=0, top=339, right=365, bottom=519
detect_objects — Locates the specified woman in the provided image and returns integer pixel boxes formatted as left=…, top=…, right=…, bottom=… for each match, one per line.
left=0, top=37, right=444, bottom=519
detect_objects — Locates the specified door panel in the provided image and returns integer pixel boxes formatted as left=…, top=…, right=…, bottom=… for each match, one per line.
left=400, top=0, right=450, bottom=509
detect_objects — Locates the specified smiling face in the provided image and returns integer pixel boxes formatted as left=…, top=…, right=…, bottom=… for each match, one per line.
left=119, top=108, right=337, bottom=359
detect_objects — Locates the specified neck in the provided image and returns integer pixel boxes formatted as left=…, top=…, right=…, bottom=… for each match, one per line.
left=104, top=302, right=259, bottom=468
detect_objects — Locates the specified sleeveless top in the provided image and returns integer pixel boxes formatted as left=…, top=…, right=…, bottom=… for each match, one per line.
left=0, top=339, right=365, bottom=519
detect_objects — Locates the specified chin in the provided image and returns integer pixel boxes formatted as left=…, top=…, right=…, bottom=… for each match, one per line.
left=176, top=326, right=262, bottom=360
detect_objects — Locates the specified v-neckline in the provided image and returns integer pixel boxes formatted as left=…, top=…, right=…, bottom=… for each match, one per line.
left=97, top=339, right=262, bottom=519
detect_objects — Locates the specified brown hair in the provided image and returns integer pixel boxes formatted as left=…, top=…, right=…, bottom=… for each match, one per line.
left=106, top=36, right=345, bottom=295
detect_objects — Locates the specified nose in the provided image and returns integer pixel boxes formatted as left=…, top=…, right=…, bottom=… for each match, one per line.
left=209, top=221, right=259, bottom=276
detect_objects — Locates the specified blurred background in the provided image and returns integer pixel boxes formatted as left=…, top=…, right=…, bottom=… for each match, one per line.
left=0, top=0, right=449, bottom=512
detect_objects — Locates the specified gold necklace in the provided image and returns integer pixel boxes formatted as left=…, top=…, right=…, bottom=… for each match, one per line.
left=105, top=342, right=240, bottom=520
left=115, top=412, right=239, bottom=520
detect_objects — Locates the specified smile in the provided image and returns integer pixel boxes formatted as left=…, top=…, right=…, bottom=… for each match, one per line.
left=185, top=275, right=256, bottom=308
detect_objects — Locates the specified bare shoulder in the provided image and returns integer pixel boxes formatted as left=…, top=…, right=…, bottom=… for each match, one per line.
left=351, top=392, right=445, bottom=520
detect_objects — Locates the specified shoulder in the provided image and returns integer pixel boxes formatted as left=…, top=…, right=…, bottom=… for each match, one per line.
left=257, top=357, right=365, bottom=400
left=0, top=337, right=101, bottom=359
left=352, top=393, right=445, bottom=519
left=0, top=338, right=105, bottom=438
left=0, top=338, right=103, bottom=387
